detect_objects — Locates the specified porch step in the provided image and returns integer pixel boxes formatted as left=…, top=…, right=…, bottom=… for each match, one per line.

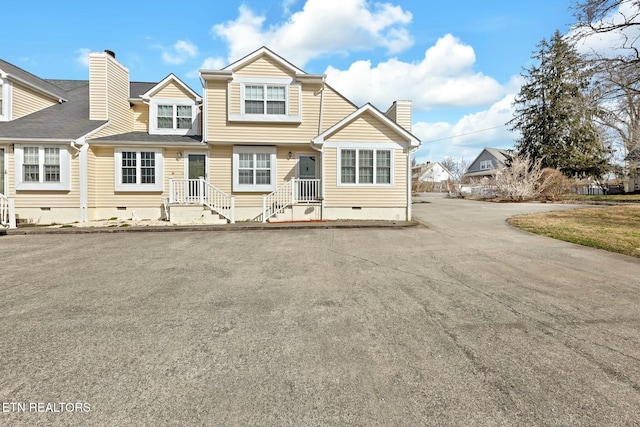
left=168, top=204, right=229, bottom=224
left=268, top=203, right=322, bottom=222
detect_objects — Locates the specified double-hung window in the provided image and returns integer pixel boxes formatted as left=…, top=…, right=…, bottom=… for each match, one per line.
left=480, top=160, right=493, bottom=170
left=15, top=145, right=70, bottom=190
left=115, top=149, right=163, bottom=192
left=243, top=84, right=286, bottom=115
left=156, top=104, right=193, bottom=130
left=339, top=148, right=393, bottom=185
left=233, top=146, right=277, bottom=192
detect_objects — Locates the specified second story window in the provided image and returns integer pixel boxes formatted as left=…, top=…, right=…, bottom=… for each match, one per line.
left=157, top=105, right=193, bottom=130
left=244, top=85, right=286, bottom=115
left=480, top=160, right=493, bottom=170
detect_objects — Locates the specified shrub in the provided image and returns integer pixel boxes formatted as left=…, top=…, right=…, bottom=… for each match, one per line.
left=538, top=168, right=572, bottom=201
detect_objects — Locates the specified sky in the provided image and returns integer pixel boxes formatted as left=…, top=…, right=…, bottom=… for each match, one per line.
left=1, top=0, right=586, bottom=163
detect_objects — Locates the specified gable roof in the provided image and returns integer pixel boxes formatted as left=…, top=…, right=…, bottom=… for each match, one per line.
left=0, top=59, right=68, bottom=102
left=312, top=103, right=421, bottom=147
left=130, top=82, right=157, bottom=99
left=139, top=73, right=201, bottom=101
left=223, top=46, right=306, bottom=75
left=0, top=80, right=106, bottom=141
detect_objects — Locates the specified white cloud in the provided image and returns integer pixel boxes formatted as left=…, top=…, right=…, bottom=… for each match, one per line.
left=570, top=1, right=640, bottom=58
left=162, top=40, right=199, bottom=65
left=325, top=34, right=506, bottom=111
left=212, top=0, right=413, bottom=67
left=186, top=56, right=226, bottom=78
left=75, top=48, right=91, bottom=68
left=412, top=95, right=518, bottom=163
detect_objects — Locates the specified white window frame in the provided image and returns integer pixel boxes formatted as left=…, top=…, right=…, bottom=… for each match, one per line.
left=232, top=146, right=277, bottom=193
left=337, top=146, right=395, bottom=187
left=149, top=98, right=198, bottom=136
left=480, top=160, right=493, bottom=170
left=114, top=148, right=164, bottom=192
left=0, top=78, right=12, bottom=121
left=228, top=76, right=301, bottom=123
left=14, top=144, right=71, bottom=191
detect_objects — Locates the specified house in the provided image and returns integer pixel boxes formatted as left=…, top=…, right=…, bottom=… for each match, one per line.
left=625, top=147, right=640, bottom=193
left=462, top=147, right=512, bottom=181
left=0, top=47, right=420, bottom=228
left=412, top=161, right=453, bottom=192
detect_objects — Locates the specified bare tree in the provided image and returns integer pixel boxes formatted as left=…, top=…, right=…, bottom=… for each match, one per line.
left=441, top=157, right=470, bottom=195
left=495, top=154, right=547, bottom=201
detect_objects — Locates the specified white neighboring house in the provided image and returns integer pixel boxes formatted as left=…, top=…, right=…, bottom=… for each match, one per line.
left=413, top=161, right=453, bottom=191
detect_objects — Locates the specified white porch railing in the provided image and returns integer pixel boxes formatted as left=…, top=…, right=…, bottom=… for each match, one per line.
left=169, top=178, right=235, bottom=223
left=0, top=193, right=16, bottom=229
left=262, top=178, right=321, bottom=222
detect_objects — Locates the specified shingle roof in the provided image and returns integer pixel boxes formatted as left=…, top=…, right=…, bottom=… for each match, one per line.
left=0, top=59, right=69, bottom=101
left=130, top=82, right=156, bottom=99
left=0, top=80, right=107, bottom=140
left=89, top=131, right=203, bottom=145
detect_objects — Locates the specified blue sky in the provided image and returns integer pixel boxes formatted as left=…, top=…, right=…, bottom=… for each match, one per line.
left=2, top=0, right=579, bottom=162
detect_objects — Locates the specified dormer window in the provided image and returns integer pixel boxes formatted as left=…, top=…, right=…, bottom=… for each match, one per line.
left=480, top=160, right=493, bottom=170
left=149, top=99, right=198, bottom=136
left=244, top=85, right=286, bottom=115
left=157, top=105, right=192, bottom=129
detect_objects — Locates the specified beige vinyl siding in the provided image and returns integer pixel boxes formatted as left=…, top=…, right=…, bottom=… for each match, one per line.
left=324, top=147, right=407, bottom=207
left=234, top=56, right=293, bottom=78
left=154, top=81, right=194, bottom=99
left=89, top=55, right=107, bottom=120
left=206, top=82, right=356, bottom=144
left=7, top=146, right=80, bottom=208
left=326, top=111, right=405, bottom=142
left=320, top=87, right=357, bottom=133
left=93, top=146, right=179, bottom=208
left=132, top=104, right=149, bottom=131
left=11, top=82, right=57, bottom=119
left=289, top=85, right=300, bottom=116
left=208, top=144, right=302, bottom=208
left=91, top=54, right=134, bottom=138
left=230, top=83, right=240, bottom=115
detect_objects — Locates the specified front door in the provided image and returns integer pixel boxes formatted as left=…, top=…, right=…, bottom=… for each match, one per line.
left=297, top=154, right=318, bottom=200
left=187, top=153, right=206, bottom=200
left=0, top=148, right=5, bottom=195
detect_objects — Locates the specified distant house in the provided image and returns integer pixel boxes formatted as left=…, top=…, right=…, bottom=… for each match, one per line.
left=463, top=147, right=512, bottom=181
left=625, top=148, right=640, bottom=192
left=412, top=161, right=453, bottom=192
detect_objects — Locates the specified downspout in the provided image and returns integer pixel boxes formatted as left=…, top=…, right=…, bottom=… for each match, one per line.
left=199, top=75, right=208, bottom=144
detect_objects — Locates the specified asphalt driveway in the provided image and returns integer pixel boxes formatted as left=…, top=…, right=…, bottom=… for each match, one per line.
left=1, top=195, right=639, bottom=426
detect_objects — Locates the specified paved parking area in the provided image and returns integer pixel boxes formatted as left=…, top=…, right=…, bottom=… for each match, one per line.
left=1, top=195, right=639, bottom=426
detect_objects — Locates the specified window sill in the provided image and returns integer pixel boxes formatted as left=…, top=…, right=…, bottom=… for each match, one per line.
left=228, top=114, right=301, bottom=124
left=16, top=182, right=70, bottom=191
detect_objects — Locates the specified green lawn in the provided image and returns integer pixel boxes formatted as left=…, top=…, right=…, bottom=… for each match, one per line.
left=508, top=205, right=640, bottom=258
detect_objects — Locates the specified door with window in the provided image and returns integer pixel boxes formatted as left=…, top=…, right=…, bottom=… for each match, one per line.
left=186, top=153, right=207, bottom=201
left=297, top=154, right=318, bottom=201
left=0, top=148, right=5, bottom=195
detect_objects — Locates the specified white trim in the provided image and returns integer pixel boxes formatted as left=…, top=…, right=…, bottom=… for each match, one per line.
left=312, top=103, right=420, bottom=148
left=232, top=146, right=277, bottom=192
left=336, top=146, right=395, bottom=187
left=114, top=148, right=164, bottom=192
left=0, top=78, right=12, bottom=121
left=223, top=47, right=305, bottom=75
left=228, top=79, right=301, bottom=123
left=233, top=76, right=294, bottom=85
left=323, top=141, right=405, bottom=150
left=1, top=146, right=7, bottom=195
left=149, top=98, right=199, bottom=136
left=14, top=144, right=71, bottom=191
left=78, top=140, right=89, bottom=223
left=184, top=151, right=209, bottom=180
left=296, top=152, right=319, bottom=179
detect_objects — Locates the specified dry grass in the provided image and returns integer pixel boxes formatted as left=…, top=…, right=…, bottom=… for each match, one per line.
left=562, top=194, right=640, bottom=203
left=508, top=205, right=640, bottom=258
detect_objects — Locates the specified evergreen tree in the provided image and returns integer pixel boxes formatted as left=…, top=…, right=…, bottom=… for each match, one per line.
left=508, top=30, right=609, bottom=178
